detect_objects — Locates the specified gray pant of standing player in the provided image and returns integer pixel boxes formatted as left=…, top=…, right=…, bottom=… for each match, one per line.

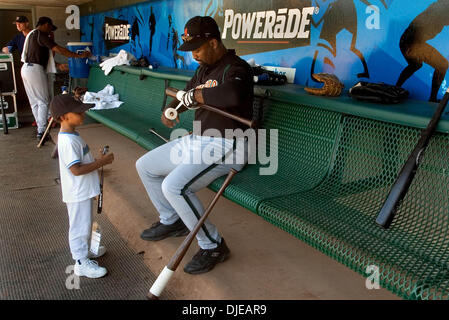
left=21, top=63, right=50, bottom=134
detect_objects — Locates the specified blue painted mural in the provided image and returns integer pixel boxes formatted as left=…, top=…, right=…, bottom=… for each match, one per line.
left=81, top=0, right=449, bottom=102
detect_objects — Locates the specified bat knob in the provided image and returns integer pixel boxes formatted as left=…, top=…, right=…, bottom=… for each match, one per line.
left=164, top=108, right=177, bottom=120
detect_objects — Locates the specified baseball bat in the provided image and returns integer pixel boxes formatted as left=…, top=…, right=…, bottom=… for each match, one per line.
left=147, top=168, right=238, bottom=300
left=149, top=128, right=192, bottom=143
left=0, top=85, right=8, bottom=135
left=37, top=117, right=54, bottom=148
left=149, top=128, right=169, bottom=143
left=97, top=145, right=109, bottom=214
left=40, top=87, right=69, bottom=149
left=376, top=89, right=449, bottom=228
left=165, top=87, right=255, bottom=128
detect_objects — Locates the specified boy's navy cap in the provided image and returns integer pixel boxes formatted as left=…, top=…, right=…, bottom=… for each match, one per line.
left=13, top=16, right=29, bottom=24
left=36, top=16, right=57, bottom=31
left=50, top=94, right=95, bottom=119
left=178, top=16, right=221, bottom=51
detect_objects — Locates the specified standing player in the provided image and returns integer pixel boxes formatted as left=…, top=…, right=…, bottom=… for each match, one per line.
left=21, top=17, right=91, bottom=141
left=136, top=16, right=253, bottom=274
left=2, top=16, right=31, bottom=55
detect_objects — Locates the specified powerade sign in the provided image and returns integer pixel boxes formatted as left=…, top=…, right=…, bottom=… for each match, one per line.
left=104, top=17, right=131, bottom=50
left=81, top=0, right=449, bottom=102
left=219, top=1, right=315, bottom=55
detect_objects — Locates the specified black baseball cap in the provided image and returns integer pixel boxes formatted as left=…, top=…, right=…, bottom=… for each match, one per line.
left=50, top=94, right=95, bottom=119
left=178, top=16, right=221, bottom=51
left=36, top=16, right=57, bottom=31
left=13, top=16, right=28, bottom=24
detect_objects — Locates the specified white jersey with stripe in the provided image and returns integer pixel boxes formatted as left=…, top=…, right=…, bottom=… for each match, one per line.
left=58, top=132, right=100, bottom=203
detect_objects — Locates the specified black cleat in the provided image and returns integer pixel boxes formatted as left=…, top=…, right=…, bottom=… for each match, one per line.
left=37, top=132, right=49, bottom=143
left=140, top=219, right=189, bottom=241
left=183, top=238, right=230, bottom=275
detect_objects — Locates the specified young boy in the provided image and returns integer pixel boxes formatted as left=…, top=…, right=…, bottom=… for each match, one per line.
left=50, top=94, right=114, bottom=278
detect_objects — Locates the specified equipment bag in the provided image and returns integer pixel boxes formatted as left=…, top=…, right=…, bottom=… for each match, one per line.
left=349, top=81, right=409, bottom=104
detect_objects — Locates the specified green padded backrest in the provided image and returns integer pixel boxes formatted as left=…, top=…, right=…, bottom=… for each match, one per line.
left=87, top=66, right=128, bottom=95
left=321, top=115, right=449, bottom=233
left=259, top=99, right=342, bottom=189
left=121, top=74, right=164, bottom=106
left=88, top=66, right=166, bottom=114
left=207, top=98, right=343, bottom=212
left=87, top=66, right=189, bottom=139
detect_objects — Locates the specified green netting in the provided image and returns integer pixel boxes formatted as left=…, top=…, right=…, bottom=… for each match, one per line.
left=259, top=115, right=449, bottom=300
left=209, top=99, right=341, bottom=212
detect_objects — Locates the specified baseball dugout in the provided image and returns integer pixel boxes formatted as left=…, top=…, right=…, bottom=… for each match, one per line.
left=86, top=64, right=449, bottom=300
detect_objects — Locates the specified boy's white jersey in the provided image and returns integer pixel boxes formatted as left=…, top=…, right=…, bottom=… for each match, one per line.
left=58, top=132, right=100, bottom=203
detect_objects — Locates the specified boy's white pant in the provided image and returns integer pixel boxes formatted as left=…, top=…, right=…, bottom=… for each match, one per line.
left=21, top=63, right=50, bottom=134
left=136, top=134, right=247, bottom=250
left=66, top=198, right=94, bottom=261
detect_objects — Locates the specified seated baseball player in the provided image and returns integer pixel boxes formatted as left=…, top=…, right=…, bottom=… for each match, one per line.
left=136, top=16, right=254, bottom=274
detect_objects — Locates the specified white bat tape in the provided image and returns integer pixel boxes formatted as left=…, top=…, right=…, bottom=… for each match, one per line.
left=164, top=108, right=177, bottom=120
left=149, top=266, right=174, bottom=297
left=176, top=90, right=186, bottom=101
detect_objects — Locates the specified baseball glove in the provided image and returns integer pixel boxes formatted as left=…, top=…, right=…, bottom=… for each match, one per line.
left=305, top=73, right=344, bottom=97
left=72, top=87, right=88, bottom=101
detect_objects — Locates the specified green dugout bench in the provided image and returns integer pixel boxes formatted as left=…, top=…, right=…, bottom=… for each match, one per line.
left=86, top=64, right=449, bottom=300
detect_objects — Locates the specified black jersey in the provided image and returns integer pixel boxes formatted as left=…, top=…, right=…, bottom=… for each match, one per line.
left=24, top=30, right=57, bottom=68
left=185, top=49, right=254, bottom=136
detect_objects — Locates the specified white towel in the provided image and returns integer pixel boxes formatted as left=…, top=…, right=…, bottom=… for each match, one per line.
left=99, top=50, right=135, bottom=75
left=21, top=29, right=57, bottom=74
left=83, top=84, right=124, bottom=110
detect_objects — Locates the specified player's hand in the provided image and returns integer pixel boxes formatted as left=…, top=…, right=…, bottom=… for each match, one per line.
left=161, top=112, right=179, bottom=128
left=78, top=51, right=92, bottom=58
left=177, top=88, right=197, bottom=108
left=99, top=152, right=114, bottom=166
left=1, top=47, right=10, bottom=54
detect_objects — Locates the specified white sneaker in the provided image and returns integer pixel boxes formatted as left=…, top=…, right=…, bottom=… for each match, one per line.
left=74, top=259, right=108, bottom=278
left=88, top=246, right=106, bottom=259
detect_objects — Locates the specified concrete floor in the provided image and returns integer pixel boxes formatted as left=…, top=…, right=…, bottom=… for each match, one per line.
left=47, top=122, right=399, bottom=300
left=0, top=125, right=174, bottom=300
